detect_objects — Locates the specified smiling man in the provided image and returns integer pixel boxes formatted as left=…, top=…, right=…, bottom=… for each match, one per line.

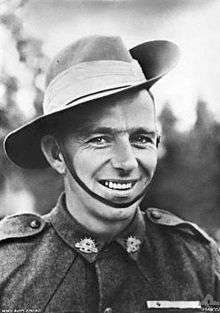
left=0, top=35, right=220, bottom=312
left=41, top=89, right=158, bottom=238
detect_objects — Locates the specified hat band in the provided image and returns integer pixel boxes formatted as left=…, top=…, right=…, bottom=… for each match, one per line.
left=43, top=60, right=146, bottom=114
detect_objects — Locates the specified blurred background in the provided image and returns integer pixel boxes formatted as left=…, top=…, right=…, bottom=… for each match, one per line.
left=0, top=0, right=219, bottom=241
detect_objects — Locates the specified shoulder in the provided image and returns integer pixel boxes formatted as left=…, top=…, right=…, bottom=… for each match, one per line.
left=144, top=207, right=220, bottom=298
left=144, top=207, right=216, bottom=245
left=144, top=207, right=220, bottom=266
left=0, top=213, right=52, bottom=291
left=0, top=212, right=47, bottom=243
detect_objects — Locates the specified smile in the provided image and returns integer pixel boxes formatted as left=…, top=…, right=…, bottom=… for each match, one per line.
left=99, top=180, right=136, bottom=190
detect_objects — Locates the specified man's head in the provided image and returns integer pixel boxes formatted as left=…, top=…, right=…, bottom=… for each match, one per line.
left=4, top=35, right=179, bottom=223
left=41, top=88, right=158, bottom=221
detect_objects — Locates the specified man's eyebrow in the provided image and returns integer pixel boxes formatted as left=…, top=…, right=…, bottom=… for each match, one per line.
left=78, top=126, right=157, bottom=136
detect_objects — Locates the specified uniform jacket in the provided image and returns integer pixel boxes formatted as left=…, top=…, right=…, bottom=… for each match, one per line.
left=0, top=193, right=219, bottom=313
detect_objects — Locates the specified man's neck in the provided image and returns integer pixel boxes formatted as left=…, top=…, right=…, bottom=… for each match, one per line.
left=65, top=188, right=137, bottom=243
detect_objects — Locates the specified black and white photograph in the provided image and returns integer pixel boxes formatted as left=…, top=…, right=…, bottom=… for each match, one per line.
left=0, top=0, right=219, bottom=312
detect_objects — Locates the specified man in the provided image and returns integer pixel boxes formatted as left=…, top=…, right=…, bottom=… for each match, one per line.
left=0, top=35, right=219, bottom=312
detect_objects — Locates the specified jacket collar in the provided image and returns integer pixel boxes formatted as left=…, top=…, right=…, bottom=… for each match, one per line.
left=47, top=193, right=146, bottom=263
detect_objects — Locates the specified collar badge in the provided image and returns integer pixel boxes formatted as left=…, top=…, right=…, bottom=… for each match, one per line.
left=75, top=237, right=98, bottom=254
left=126, top=236, right=141, bottom=253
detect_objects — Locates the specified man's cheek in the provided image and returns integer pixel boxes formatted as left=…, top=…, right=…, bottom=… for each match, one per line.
left=141, top=154, right=157, bottom=174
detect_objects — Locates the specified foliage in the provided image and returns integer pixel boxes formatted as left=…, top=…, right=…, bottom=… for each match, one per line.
left=0, top=1, right=53, bottom=215
left=143, top=100, right=220, bottom=237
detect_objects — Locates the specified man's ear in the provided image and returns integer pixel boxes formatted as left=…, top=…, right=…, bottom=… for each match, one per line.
left=41, top=135, right=66, bottom=174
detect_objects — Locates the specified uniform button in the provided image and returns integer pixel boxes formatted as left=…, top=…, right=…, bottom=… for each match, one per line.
left=151, top=210, right=161, bottom=219
left=104, top=308, right=112, bottom=313
left=30, top=219, right=41, bottom=229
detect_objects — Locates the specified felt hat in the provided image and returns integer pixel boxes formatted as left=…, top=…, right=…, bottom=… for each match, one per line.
left=4, top=35, right=180, bottom=169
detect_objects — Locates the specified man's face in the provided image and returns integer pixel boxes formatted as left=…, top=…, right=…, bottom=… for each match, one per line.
left=60, top=89, right=158, bottom=220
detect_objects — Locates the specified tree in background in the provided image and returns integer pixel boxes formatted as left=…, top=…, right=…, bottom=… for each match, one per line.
left=143, top=99, right=220, bottom=237
left=0, top=1, right=62, bottom=216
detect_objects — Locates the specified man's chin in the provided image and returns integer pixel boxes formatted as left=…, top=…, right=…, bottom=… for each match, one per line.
left=103, top=193, right=143, bottom=208
left=89, top=183, right=146, bottom=208
left=99, top=204, right=137, bottom=222
left=110, top=196, right=135, bottom=205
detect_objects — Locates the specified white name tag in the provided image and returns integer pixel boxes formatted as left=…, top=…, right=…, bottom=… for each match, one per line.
left=146, top=301, right=201, bottom=309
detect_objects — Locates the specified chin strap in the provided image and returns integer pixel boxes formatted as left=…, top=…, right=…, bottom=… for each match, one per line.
left=156, top=135, right=160, bottom=148
left=59, top=147, right=150, bottom=209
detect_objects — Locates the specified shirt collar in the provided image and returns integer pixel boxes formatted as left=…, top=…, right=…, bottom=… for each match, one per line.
left=47, top=193, right=146, bottom=263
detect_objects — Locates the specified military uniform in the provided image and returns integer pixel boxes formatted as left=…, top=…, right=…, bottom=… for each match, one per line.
left=0, top=193, right=219, bottom=313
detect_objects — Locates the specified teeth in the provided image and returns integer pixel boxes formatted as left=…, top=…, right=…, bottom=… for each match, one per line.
left=102, top=181, right=133, bottom=190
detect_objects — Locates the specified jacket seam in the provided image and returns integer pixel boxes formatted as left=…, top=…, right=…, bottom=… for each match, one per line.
left=41, top=253, right=77, bottom=312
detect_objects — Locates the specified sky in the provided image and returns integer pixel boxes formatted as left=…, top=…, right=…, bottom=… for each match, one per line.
left=1, top=0, right=220, bottom=131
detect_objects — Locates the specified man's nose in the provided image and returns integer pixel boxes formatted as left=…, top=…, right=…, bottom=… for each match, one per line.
left=111, top=139, right=138, bottom=172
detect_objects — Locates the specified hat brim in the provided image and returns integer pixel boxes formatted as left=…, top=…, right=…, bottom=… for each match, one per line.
left=4, top=40, right=180, bottom=169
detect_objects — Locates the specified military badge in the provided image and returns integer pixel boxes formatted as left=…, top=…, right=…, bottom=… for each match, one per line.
left=75, top=237, right=98, bottom=254
left=126, top=236, right=141, bottom=253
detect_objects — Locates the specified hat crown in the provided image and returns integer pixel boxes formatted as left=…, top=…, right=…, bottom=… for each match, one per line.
left=46, top=35, right=133, bottom=87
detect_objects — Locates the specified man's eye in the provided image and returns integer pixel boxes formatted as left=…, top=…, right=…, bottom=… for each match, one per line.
left=89, top=136, right=109, bottom=145
left=131, top=135, right=155, bottom=146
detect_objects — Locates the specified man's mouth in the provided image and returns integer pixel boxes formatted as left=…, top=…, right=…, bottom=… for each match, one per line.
left=99, top=180, right=137, bottom=190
